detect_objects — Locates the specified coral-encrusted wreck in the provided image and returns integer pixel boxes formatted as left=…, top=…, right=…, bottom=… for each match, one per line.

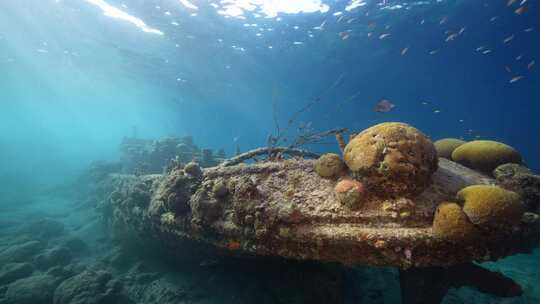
left=98, top=122, right=540, bottom=304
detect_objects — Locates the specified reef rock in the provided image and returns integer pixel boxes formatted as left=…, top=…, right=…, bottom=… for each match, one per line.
left=343, top=122, right=438, bottom=196
left=494, top=163, right=540, bottom=213
left=53, top=270, right=123, bottom=304
left=0, top=263, right=34, bottom=285
left=5, top=274, right=60, bottom=304
left=0, top=241, right=43, bottom=265
left=34, top=246, right=72, bottom=270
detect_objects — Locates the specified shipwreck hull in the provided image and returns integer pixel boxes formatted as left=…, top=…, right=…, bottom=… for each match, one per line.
left=100, top=157, right=540, bottom=268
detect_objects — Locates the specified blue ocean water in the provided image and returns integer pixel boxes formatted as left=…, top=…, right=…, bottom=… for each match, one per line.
left=1, top=0, right=539, bottom=303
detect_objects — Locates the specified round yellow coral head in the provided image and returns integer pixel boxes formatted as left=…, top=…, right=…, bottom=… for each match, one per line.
left=451, top=140, right=522, bottom=174
left=457, top=185, right=523, bottom=227
left=432, top=202, right=478, bottom=241
left=343, top=122, right=438, bottom=196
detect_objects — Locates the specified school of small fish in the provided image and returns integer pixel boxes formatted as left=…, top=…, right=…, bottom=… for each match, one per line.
left=329, top=0, right=535, bottom=90
left=318, top=0, right=536, bottom=140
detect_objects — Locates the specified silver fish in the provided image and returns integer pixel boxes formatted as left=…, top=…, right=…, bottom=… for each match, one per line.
left=503, top=35, right=514, bottom=43
left=509, top=76, right=524, bottom=83
left=401, top=47, right=409, bottom=56
left=374, top=99, right=395, bottom=113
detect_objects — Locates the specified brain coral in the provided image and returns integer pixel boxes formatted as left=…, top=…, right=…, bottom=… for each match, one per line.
left=432, top=202, right=478, bottom=241
left=434, top=138, right=466, bottom=159
left=451, top=140, right=522, bottom=174
left=457, top=185, right=523, bottom=227
left=334, top=178, right=365, bottom=210
left=343, top=122, right=438, bottom=196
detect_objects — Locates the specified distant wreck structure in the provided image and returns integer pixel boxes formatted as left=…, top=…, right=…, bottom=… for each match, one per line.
left=94, top=122, right=540, bottom=304
left=120, top=136, right=226, bottom=175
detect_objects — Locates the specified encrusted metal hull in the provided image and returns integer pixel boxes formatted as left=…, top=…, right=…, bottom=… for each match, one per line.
left=100, top=158, right=540, bottom=268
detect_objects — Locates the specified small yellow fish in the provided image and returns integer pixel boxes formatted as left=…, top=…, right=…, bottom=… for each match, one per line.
left=509, top=76, right=524, bottom=83
left=401, top=47, right=409, bottom=56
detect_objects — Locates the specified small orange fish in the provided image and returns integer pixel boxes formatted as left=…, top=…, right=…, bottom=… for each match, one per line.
left=226, top=241, right=242, bottom=250
left=374, top=99, right=395, bottom=113
left=515, top=6, right=527, bottom=14
left=528, top=60, right=535, bottom=69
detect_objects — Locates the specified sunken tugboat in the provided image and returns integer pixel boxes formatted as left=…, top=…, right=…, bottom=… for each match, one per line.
left=100, top=122, right=540, bottom=304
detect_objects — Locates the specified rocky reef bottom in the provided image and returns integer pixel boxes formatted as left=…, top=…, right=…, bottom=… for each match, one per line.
left=0, top=189, right=539, bottom=304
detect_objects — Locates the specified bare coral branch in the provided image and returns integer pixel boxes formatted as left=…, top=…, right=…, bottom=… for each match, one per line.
left=220, top=147, right=320, bottom=167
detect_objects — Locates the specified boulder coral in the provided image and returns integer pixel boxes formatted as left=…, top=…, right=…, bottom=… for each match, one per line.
left=451, top=140, right=522, bottom=174
left=343, top=122, right=438, bottom=196
left=184, top=161, right=202, bottom=177
left=457, top=185, right=523, bottom=227
left=432, top=202, right=478, bottom=240
left=334, top=178, right=365, bottom=210
left=314, top=153, right=346, bottom=178
left=433, top=138, right=466, bottom=159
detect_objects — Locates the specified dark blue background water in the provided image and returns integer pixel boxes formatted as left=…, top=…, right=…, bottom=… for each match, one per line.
left=1, top=0, right=539, bottom=190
